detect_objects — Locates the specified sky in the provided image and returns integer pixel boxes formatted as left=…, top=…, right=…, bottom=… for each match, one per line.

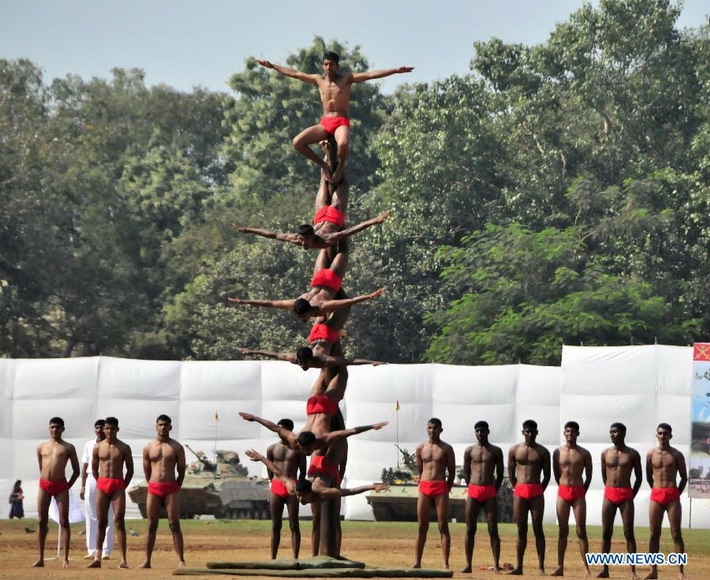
left=2, top=0, right=708, bottom=94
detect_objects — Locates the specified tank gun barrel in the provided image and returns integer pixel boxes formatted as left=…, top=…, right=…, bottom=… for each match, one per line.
left=185, top=444, right=217, bottom=472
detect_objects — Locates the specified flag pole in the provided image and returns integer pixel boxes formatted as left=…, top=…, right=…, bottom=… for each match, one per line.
left=213, top=410, right=219, bottom=473
left=395, top=400, right=400, bottom=469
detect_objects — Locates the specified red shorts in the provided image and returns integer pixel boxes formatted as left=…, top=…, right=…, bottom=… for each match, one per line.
left=467, top=484, right=497, bottom=502
left=514, top=483, right=544, bottom=499
left=271, top=478, right=290, bottom=499
left=650, top=487, right=681, bottom=507
left=96, top=477, right=125, bottom=496
left=558, top=485, right=586, bottom=503
left=604, top=486, right=634, bottom=505
left=308, top=322, right=340, bottom=345
left=419, top=480, right=449, bottom=499
left=320, top=116, right=350, bottom=136
left=308, top=455, right=342, bottom=485
left=311, top=268, right=342, bottom=292
left=314, top=205, right=346, bottom=228
left=39, top=478, right=70, bottom=497
left=148, top=481, right=181, bottom=498
left=306, top=394, right=338, bottom=416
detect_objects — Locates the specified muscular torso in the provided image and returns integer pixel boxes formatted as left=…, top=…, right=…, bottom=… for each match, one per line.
left=418, top=441, right=453, bottom=482
left=269, top=441, right=303, bottom=480
left=648, top=446, right=680, bottom=489
left=556, top=445, right=588, bottom=486
left=38, top=440, right=72, bottom=481
left=96, top=439, right=129, bottom=479
left=145, top=439, right=182, bottom=483
left=512, top=443, right=545, bottom=484
left=317, top=75, right=352, bottom=116
left=603, top=446, right=638, bottom=487
left=466, top=444, right=500, bottom=486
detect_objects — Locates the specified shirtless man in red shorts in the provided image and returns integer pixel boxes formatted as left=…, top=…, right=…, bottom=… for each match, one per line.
left=413, top=418, right=456, bottom=570
left=598, top=422, right=642, bottom=579
left=461, top=420, right=504, bottom=573
left=645, top=423, right=687, bottom=580
left=257, top=51, right=413, bottom=184
left=33, top=417, right=80, bottom=568
left=551, top=421, right=593, bottom=577
left=139, top=414, right=186, bottom=569
left=266, top=418, right=306, bottom=559
left=508, top=419, right=551, bottom=576
left=89, top=416, right=133, bottom=569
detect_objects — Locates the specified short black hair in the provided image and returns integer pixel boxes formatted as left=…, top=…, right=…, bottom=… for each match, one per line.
left=522, top=419, right=538, bottom=431
left=428, top=417, right=442, bottom=428
left=105, top=416, right=119, bottom=428
left=323, top=51, right=340, bottom=64
left=49, top=417, right=64, bottom=427
left=298, top=431, right=317, bottom=448
left=156, top=414, right=171, bottom=424
left=657, top=422, right=672, bottom=433
left=296, top=478, right=312, bottom=493
left=298, top=224, right=315, bottom=237
left=474, top=420, right=489, bottom=431
left=564, top=421, right=580, bottom=432
left=294, top=298, right=312, bottom=316
left=94, top=419, right=106, bottom=428
left=278, top=418, right=294, bottom=431
left=610, top=422, right=627, bottom=434
left=296, top=346, right=314, bottom=365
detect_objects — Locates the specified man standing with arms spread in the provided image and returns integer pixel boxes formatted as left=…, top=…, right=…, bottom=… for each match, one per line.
left=461, top=420, right=504, bottom=574
left=412, top=418, right=456, bottom=570
left=33, top=417, right=80, bottom=568
left=257, top=52, right=413, bottom=184
left=139, top=414, right=187, bottom=569
left=266, top=418, right=306, bottom=560
left=508, top=419, right=551, bottom=576
left=645, top=423, right=687, bottom=580
left=597, top=422, right=642, bottom=579
left=80, top=419, right=113, bottom=561
left=551, top=421, right=593, bottom=577
left=88, top=416, right=133, bottom=569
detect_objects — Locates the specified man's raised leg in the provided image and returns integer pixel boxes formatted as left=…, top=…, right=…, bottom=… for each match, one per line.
left=330, top=125, right=350, bottom=185
left=293, top=125, right=330, bottom=174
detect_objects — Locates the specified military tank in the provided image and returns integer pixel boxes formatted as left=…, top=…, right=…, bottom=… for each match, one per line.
left=366, top=446, right=513, bottom=522
left=128, top=446, right=270, bottom=519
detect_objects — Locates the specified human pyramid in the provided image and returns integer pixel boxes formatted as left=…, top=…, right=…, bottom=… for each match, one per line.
left=232, top=50, right=414, bottom=558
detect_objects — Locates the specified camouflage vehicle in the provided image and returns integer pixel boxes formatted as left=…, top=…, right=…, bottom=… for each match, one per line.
left=128, top=446, right=270, bottom=519
left=367, top=446, right=513, bottom=522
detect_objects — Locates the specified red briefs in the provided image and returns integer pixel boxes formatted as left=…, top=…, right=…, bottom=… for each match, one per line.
left=314, top=205, right=346, bottom=228
left=514, top=483, right=544, bottom=499
left=650, top=487, right=681, bottom=506
left=96, top=477, right=125, bottom=496
left=419, top=480, right=449, bottom=499
left=311, top=268, right=342, bottom=292
left=148, top=481, right=181, bottom=498
left=39, top=478, right=70, bottom=497
left=270, top=478, right=290, bottom=499
left=308, top=322, right=340, bottom=345
left=467, top=484, right=497, bottom=502
left=308, top=455, right=342, bottom=485
left=558, top=484, right=586, bottom=503
left=604, top=486, right=634, bottom=505
left=306, top=394, right=338, bottom=416
left=320, top=116, right=350, bottom=136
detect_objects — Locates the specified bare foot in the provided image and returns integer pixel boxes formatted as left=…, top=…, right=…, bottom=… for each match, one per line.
left=119, top=560, right=129, bottom=569
left=596, top=570, right=609, bottom=578
left=462, top=565, right=472, bottom=573
left=31, top=559, right=44, bottom=568
left=411, top=563, right=422, bottom=569
left=62, top=560, right=70, bottom=569
left=551, top=566, right=564, bottom=576
left=178, top=561, right=186, bottom=568
left=644, top=570, right=658, bottom=580
left=583, top=568, right=591, bottom=578
left=538, top=568, right=547, bottom=576
left=508, top=567, right=524, bottom=576
left=87, top=559, right=102, bottom=568
left=630, top=570, right=639, bottom=580
left=138, top=561, right=151, bottom=569
left=443, top=563, right=450, bottom=570
left=493, top=567, right=502, bottom=575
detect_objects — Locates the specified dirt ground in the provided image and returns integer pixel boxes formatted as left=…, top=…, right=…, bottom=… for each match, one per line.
left=1, top=519, right=708, bottom=579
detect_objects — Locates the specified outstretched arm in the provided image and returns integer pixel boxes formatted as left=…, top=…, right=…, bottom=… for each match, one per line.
left=246, top=449, right=296, bottom=493
left=239, top=412, right=298, bottom=447
left=351, top=67, right=414, bottom=83
left=229, top=297, right=296, bottom=311
left=256, top=60, right=319, bottom=84
left=323, top=421, right=389, bottom=445
left=340, top=483, right=390, bottom=497
left=232, top=224, right=301, bottom=245
left=316, top=289, right=384, bottom=315
left=325, top=211, right=391, bottom=243
left=241, top=348, right=297, bottom=363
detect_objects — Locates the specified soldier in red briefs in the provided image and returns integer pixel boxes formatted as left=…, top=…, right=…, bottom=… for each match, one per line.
left=256, top=51, right=413, bottom=185
left=551, top=421, right=593, bottom=577
left=139, top=415, right=186, bottom=569
left=598, top=422, right=642, bottom=579
left=461, top=420, right=504, bottom=573
left=645, top=423, right=687, bottom=580
left=241, top=346, right=381, bottom=371
left=508, top=419, right=551, bottom=576
left=265, top=418, right=306, bottom=560
left=33, top=417, right=80, bottom=568
left=88, top=416, right=133, bottom=569
left=412, top=418, right=456, bottom=570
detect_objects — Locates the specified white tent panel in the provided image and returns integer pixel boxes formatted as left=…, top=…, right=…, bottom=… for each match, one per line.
left=97, top=357, right=180, bottom=399
left=12, top=357, right=98, bottom=399
left=13, top=399, right=94, bottom=440
left=97, top=399, right=180, bottom=439
left=656, top=346, right=693, bottom=396
left=179, top=402, right=242, bottom=440
left=181, top=360, right=262, bottom=400
left=261, top=362, right=314, bottom=401
left=431, top=364, right=518, bottom=404
left=517, top=365, right=561, bottom=405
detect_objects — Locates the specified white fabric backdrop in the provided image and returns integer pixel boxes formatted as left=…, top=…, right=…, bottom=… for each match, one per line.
left=1, top=345, right=707, bottom=527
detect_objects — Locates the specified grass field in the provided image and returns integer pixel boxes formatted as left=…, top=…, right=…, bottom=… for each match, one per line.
left=1, top=518, right=708, bottom=579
